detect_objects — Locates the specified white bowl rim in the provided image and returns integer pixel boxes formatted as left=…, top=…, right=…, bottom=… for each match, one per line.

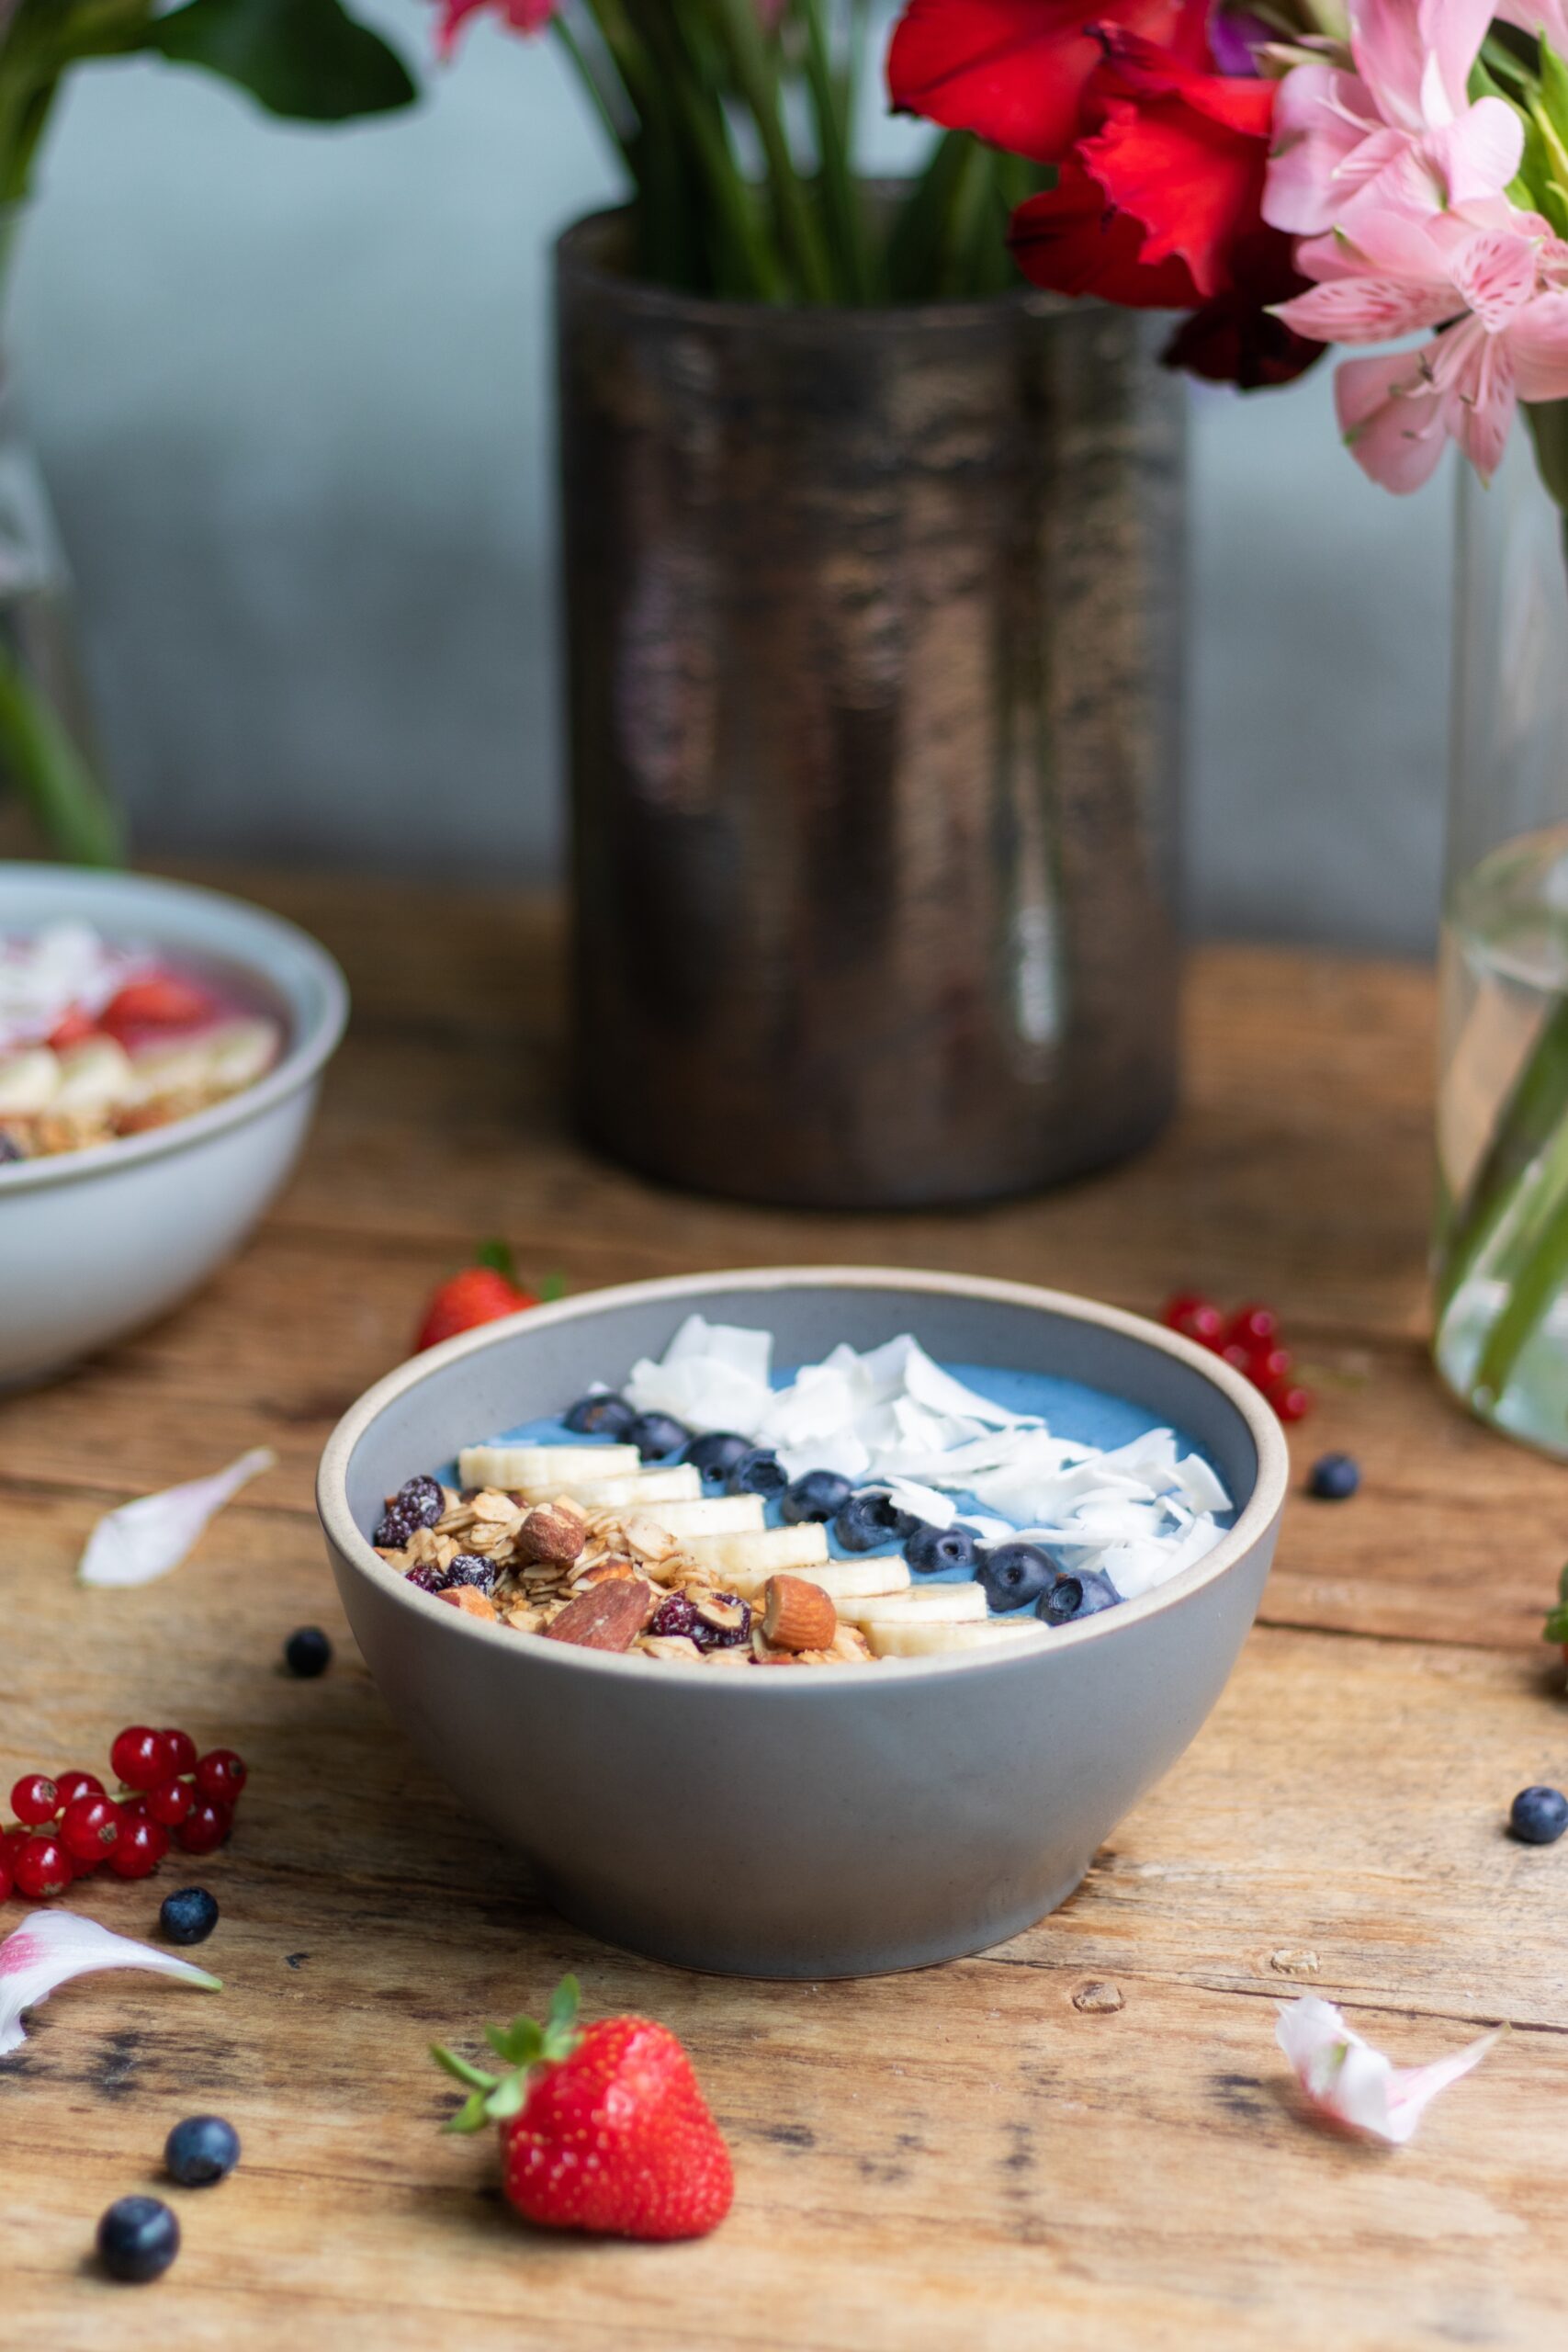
left=0, top=865, right=348, bottom=1195
left=318, top=1265, right=1292, bottom=1690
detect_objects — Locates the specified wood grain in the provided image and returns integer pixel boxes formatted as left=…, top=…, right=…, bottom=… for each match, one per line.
left=3, top=870, right=1566, bottom=2351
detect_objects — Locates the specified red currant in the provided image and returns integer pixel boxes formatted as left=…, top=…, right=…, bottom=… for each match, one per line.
left=1229, top=1303, right=1280, bottom=1350
left=0, top=1826, right=28, bottom=1874
left=146, top=1777, right=195, bottom=1827
left=108, top=1816, right=170, bottom=1880
left=10, top=1773, right=59, bottom=1826
left=60, top=1795, right=124, bottom=1864
left=110, top=1727, right=174, bottom=1792
left=195, top=1750, right=246, bottom=1804
left=1219, top=1342, right=1253, bottom=1374
left=1246, top=1344, right=1292, bottom=1388
left=160, top=1729, right=197, bottom=1775
left=1268, top=1380, right=1314, bottom=1424
left=1163, top=1293, right=1225, bottom=1346
left=54, top=1770, right=104, bottom=1808
left=176, top=1798, right=233, bottom=1856
left=14, top=1835, right=73, bottom=1898
left=0, top=1856, right=11, bottom=1904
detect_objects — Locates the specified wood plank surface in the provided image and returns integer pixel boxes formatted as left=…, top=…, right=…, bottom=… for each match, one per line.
left=4, top=870, right=1567, bottom=2351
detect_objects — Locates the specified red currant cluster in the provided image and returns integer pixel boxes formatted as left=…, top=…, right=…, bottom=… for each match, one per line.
left=0, top=1726, right=247, bottom=1904
left=1162, top=1295, right=1314, bottom=1422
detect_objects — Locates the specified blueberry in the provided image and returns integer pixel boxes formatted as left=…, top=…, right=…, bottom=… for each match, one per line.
left=682, top=1430, right=753, bottom=1483
left=905, top=1522, right=980, bottom=1577
left=1308, top=1452, right=1360, bottom=1501
left=373, top=1503, right=416, bottom=1549
left=626, top=1411, right=690, bottom=1459
left=781, top=1470, right=854, bottom=1525
left=399, top=1475, right=446, bottom=1527
left=97, top=2195, right=179, bottom=2282
left=1036, top=1568, right=1122, bottom=1625
left=0, top=1133, right=19, bottom=1163
left=1509, top=1785, right=1568, bottom=1844
left=283, top=1625, right=332, bottom=1678
left=159, top=1887, right=219, bottom=1946
left=165, top=2115, right=241, bottom=2188
left=834, top=1492, right=917, bottom=1553
left=446, top=1553, right=497, bottom=1596
left=978, top=1542, right=1058, bottom=1611
left=728, top=1448, right=788, bottom=1498
left=564, top=1392, right=637, bottom=1440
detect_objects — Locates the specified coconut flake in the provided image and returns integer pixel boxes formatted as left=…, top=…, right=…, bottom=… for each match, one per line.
left=78, top=1445, right=276, bottom=1588
left=0, top=1912, right=220, bottom=2057
left=1276, top=1996, right=1498, bottom=2145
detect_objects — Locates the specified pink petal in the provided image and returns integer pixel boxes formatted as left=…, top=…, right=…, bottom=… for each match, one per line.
left=1275, top=274, right=1456, bottom=341
left=1450, top=323, right=1517, bottom=484
left=0, top=1913, right=220, bottom=2057
left=1419, top=0, right=1497, bottom=119
left=1277, top=1995, right=1498, bottom=2145
left=1349, top=0, right=1427, bottom=133
left=1496, top=0, right=1568, bottom=52
left=1335, top=344, right=1451, bottom=493
left=77, top=1446, right=276, bottom=1588
left=1450, top=228, right=1539, bottom=330
left=1424, top=98, right=1526, bottom=210
left=1263, top=65, right=1378, bottom=234
left=1504, top=290, right=1568, bottom=401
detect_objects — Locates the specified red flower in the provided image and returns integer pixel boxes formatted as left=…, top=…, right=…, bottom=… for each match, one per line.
left=434, top=0, right=555, bottom=57
left=887, top=0, right=1186, bottom=164
left=1004, top=4, right=1323, bottom=387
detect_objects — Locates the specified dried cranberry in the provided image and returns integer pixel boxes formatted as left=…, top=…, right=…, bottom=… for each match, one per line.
left=405, top=1563, right=453, bottom=1593
left=649, top=1593, right=700, bottom=1641
left=690, top=1593, right=750, bottom=1652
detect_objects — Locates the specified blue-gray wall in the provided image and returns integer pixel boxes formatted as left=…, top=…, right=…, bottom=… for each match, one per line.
left=15, top=1, right=1449, bottom=949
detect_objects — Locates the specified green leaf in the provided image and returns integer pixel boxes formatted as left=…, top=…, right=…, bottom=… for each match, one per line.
left=486, top=2017, right=544, bottom=2068
left=445, top=2088, right=492, bottom=2135
left=486, top=2072, right=528, bottom=2120
left=430, top=2041, right=499, bottom=2095
left=1527, top=399, right=1568, bottom=512
left=148, top=0, right=417, bottom=121
left=1543, top=1607, right=1568, bottom=1643
left=475, top=1238, right=517, bottom=1281
left=546, top=1975, right=581, bottom=2037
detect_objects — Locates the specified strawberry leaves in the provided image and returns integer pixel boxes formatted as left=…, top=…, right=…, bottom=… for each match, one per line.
left=432, top=1975, right=583, bottom=2133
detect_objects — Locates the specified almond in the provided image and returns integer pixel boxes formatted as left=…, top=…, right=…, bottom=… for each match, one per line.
left=542, top=1577, right=657, bottom=1652
left=437, top=1585, right=497, bottom=1621
left=761, top=1575, right=838, bottom=1653
left=516, top=1502, right=587, bottom=1568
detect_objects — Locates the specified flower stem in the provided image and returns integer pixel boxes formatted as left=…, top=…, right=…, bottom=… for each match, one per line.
left=0, top=637, right=122, bottom=865
left=707, top=0, right=833, bottom=303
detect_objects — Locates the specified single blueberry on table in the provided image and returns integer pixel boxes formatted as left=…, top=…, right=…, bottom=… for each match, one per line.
left=834, top=1492, right=919, bottom=1553
left=978, top=1542, right=1058, bottom=1611
left=284, top=1625, right=332, bottom=1679
left=1308, top=1453, right=1360, bottom=1502
left=1509, top=1785, right=1568, bottom=1845
left=159, top=1886, right=219, bottom=1946
left=682, top=1430, right=753, bottom=1483
left=626, top=1411, right=690, bottom=1460
left=564, top=1391, right=637, bottom=1440
left=1036, top=1568, right=1122, bottom=1625
left=781, top=1469, right=854, bottom=1525
left=728, top=1448, right=789, bottom=1499
left=165, top=2115, right=241, bottom=2188
left=97, top=2195, right=179, bottom=2282
left=906, top=1522, right=981, bottom=1577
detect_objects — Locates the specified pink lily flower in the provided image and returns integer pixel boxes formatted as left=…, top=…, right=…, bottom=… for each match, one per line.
left=1262, top=0, right=1523, bottom=238
left=1276, top=210, right=1568, bottom=489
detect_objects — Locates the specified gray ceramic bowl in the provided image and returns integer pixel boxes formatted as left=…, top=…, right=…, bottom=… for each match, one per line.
left=319, top=1268, right=1289, bottom=1979
left=0, top=865, right=347, bottom=1388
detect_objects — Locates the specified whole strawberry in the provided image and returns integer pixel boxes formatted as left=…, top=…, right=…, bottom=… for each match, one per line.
left=414, top=1241, right=538, bottom=1351
left=432, top=1976, right=733, bottom=2241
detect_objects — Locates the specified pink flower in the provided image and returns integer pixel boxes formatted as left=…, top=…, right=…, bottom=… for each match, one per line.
left=1262, top=0, right=1522, bottom=239
left=1276, top=211, right=1568, bottom=489
left=433, top=0, right=556, bottom=57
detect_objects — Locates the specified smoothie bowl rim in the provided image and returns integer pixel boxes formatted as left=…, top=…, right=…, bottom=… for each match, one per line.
left=318, top=1264, right=1291, bottom=1690
left=0, top=865, right=349, bottom=1197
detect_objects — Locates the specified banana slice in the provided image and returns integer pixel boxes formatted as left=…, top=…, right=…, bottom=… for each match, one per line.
left=864, top=1616, right=1049, bottom=1657
left=784, top=1556, right=910, bottom=1603
left=53, top=1035, right=135, bottom=1112
left=675, top=1524, right=830, bottom=1589
left=519, top=1464, right=702, bottom=1509
left=838, top=1583, right=989, bottom=1625
left=205, top=1016, right=282, bottom=1091
left=458, top=1442, right=640, bottom=1488
left=0, top=1046, right=60, bottom=1113
left=125, top=1038, right=218, bottom=1105
left=624, top=1495, right=764, bottom=1537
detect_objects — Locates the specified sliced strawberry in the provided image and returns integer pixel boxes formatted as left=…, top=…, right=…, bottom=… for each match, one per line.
left=47, top=1007, right=102, bottom=1051
left=100, top=972, right=216, bottom=1038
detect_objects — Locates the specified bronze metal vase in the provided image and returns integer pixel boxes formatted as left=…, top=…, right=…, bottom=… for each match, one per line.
left=558, top=209, right=1185, bottom=1210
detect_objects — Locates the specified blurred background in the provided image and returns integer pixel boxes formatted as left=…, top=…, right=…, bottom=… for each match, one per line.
left=16, top=0, right=1448, bottom=952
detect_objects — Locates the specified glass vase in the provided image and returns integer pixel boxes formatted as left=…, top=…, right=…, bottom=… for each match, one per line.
left=0, top=213, right=118, bottom=865
left=1434, top=425, right=1568, bottom=1453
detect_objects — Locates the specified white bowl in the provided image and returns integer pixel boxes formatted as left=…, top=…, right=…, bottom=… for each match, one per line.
left=0, top=866, right=347, bottom=1387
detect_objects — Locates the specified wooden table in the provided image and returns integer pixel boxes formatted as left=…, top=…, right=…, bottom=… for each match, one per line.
left=6, top=875, right=1568, bottom=2351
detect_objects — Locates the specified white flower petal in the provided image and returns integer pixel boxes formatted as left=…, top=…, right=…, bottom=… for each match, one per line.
left=78, top=1446, right=277, bottom=1588
left=883, top=1477, right=956, bottom=1529
left=0, top=1912, right=220, bottom=2057
left=1277, top=1996, right=1498, bottom=2145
